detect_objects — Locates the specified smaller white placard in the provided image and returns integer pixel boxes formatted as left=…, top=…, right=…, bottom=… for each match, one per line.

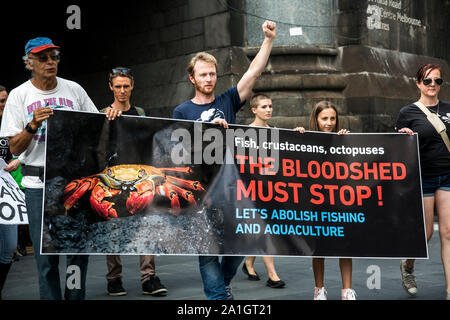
left=289, top=27, right=303, bottom=36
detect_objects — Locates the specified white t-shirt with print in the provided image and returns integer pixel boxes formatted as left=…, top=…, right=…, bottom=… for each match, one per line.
left=0, top=77, right=99, bottom=188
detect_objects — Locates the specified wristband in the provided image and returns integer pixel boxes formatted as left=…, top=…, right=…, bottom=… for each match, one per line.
left=25, top=123, right=38, bottom=134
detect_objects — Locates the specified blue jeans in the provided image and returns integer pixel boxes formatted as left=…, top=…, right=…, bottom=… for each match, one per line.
left=0, top=224, right=17, bottom=264
left=25, top=188, right=89, bottom=300
left=199, top=255, right=244, bottom=300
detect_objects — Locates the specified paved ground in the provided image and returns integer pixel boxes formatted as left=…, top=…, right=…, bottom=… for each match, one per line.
left=3, top=223, right=448, bottom=302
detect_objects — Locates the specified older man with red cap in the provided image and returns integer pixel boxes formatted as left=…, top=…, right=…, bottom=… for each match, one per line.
left=0, top=37, right=99, bottom=300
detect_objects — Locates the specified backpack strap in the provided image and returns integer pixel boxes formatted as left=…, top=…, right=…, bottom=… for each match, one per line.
left=414, top=101, right=450, bottom=152
left=135, top=106, right=146, bottom=117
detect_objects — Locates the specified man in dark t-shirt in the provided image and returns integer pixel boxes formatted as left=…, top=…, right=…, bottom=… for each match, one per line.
left=101, top=67, right=168, bottom=297
left=173, top=20, right=277, bottom=300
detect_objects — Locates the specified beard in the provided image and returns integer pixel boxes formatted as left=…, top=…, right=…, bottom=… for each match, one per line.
left=194, top=80, right=216, bottom=96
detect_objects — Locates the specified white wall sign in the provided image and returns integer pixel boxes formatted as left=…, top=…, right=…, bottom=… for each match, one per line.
left=367, top=0, right=423, bottom=31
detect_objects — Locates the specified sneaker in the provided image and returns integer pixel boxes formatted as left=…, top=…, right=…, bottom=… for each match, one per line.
left=142, top=275, right=168, bottom=296
left=341, top=288, right=357, bottom=300
left=313, top=287, right=327, bottom=300
left=107, top=278, right=127, bottom=296
left=225, top=285, right=234, bottom=300
left=400, top=261, right=418, bottom=296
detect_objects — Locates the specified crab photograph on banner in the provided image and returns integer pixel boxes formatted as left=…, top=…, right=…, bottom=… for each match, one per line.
left=43, top=110, right=225, bottom=255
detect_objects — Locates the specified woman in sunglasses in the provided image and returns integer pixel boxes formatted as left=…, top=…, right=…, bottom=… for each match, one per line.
left=396, top=63, right=450, bottom=300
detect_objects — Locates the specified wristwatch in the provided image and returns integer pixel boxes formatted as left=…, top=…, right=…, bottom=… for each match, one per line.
left=25, top=122, right=38, bottom=134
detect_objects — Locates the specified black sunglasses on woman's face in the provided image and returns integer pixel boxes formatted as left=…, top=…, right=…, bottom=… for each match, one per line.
left=422, top=78, right=443, bottom=86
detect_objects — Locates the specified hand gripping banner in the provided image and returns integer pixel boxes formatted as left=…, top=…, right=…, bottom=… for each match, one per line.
left=42, top=110, right=427, bottom=258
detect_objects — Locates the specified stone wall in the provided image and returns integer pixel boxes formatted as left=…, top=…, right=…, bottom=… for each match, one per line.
left=67, top=1, right=247, bottom=118
left=334, top=0, right=450, bottom=132
left=238, top=0, right=450, bottom=132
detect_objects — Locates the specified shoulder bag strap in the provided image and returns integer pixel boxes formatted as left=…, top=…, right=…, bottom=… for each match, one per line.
left=414, top=101, right=450, bottom=152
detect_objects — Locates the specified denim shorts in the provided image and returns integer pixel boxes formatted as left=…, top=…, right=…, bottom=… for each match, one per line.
left=422, top=172, right=450, bottom=197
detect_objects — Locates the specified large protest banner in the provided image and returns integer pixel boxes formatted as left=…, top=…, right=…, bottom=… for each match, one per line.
left=42, top=110, right=427, bottom=258
left=0, top=159, right=28, bottom=225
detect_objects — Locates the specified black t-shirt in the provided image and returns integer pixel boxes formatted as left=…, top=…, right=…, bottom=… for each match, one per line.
left=100, top=106, right=144, bottom=117
left=101, top=106, right=144, bottom=167
left=395, top=100, right=450, bottom=177
left=0, top=116, right=12, bottom=162
left=121, top=106, right=140, bottom=116
left=173, top=86, right=244, bottom=124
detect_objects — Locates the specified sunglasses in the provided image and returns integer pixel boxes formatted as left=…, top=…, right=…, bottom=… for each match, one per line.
left=30, top=54, right=60, bottom=63
left=422, top=78, right=443, bottom=86
left=112, top=67, right=131, bottom=75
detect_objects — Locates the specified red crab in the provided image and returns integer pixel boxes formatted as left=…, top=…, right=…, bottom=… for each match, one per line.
left=63, top=164, right=205, bottom=220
